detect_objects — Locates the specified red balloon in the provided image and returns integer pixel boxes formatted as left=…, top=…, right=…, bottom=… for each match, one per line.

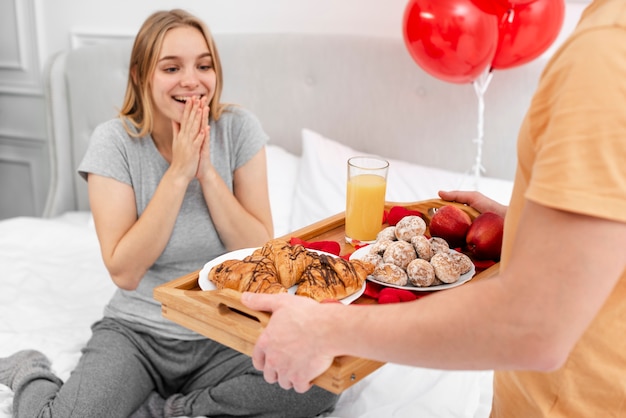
left=470, top=0, right=537, bottom=14
left=496, top=0, right=538, bottom=5
left=470, top=0, right=508, bottom=15
left=491, top=0, right=565, bottom=69
left=402, top=0, right=499, bottom=84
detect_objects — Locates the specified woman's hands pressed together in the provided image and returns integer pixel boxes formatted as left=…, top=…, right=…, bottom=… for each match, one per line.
left=90, top=96, right=212, bottom=290
left=170, top=95, right=210, bottom=183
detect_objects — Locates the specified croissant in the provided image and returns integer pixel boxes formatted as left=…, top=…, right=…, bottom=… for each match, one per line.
left=252, top=239, right=316, bottom=288
left=295, top=254, right=374, bottom=302
left=208, top=255, right=287, bottom=294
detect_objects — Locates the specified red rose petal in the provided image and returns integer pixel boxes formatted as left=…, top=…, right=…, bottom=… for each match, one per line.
left=387, top=206, right=424, bottom=226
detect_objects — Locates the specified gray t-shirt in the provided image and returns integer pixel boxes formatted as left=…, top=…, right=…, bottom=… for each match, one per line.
left=78, top=106, right=268, bottom=339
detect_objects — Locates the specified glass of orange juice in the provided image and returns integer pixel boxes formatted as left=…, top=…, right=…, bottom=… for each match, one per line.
left=345, top=156, right=389, bottom=245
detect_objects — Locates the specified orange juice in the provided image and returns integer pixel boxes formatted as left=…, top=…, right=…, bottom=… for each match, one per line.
left=345, top=174, right=387, bottom=243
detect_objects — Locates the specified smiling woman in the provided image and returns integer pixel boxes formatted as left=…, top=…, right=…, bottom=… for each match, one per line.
left=0, top=9, right=338, bottom=418
left=149, top=27, right=215, bottom=156
left=119, top=12, right=226, bottom=140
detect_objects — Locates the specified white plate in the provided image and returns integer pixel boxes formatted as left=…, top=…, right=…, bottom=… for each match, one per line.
left=350, top=245, right=475, bottom=291
left=198, top=247, right=366, bottom=304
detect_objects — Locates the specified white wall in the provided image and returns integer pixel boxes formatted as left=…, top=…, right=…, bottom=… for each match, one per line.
left=34, top=0, right=411, bottom=64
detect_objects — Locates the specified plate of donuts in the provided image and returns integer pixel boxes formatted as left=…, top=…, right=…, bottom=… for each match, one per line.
left=350, top=245, right=475, bottom=291
left=199, top=247, right=366, bottom=304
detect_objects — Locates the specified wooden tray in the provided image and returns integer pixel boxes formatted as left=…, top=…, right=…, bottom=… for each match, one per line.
left=154, top=199, right=499, bottom=394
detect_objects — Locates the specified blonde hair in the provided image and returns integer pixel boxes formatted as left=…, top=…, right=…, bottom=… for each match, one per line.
left=119, top=9, right=226, bottom=137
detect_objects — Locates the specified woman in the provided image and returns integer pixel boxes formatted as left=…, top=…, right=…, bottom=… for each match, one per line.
left=0, top=9, right=337, bottom=418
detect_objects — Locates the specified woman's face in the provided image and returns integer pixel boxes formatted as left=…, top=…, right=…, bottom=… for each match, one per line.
left=150, top=26, right=216, bottom=126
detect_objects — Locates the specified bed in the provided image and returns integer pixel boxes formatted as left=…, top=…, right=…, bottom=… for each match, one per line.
left=0, top=33, right=545, bottom=417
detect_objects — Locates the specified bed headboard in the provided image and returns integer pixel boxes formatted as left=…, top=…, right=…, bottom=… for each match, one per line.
left=43, top=33, right=544, bottom=217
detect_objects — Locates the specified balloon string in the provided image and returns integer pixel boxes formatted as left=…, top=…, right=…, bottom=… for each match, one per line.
left=507, top=8, right=515, bottom=24
left=471, top=67, right=493, bottom=188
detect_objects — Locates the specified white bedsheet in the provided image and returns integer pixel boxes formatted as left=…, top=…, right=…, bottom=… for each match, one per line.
left=0, top=213, right=493, bottom=417
left=0, top=213, right=114, bottom=415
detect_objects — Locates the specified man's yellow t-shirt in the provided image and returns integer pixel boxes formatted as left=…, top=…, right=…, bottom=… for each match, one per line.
left=491, top=0, right=626, bottom=416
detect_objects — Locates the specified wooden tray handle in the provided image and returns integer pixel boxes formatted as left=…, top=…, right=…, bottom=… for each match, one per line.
left=199, top=288, right=271, bottom=329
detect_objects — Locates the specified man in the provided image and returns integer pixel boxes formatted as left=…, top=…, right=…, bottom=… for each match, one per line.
left=242, top=1, right=626, bottom=416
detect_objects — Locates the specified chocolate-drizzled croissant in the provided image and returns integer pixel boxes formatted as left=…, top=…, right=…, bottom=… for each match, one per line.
left=252, top=239, right=316, bottom=288
left=208, top=255, right=287, bottom=294
left=208, top=241, right=371, bottom=301
left=295, top=255, right=374, bottom=302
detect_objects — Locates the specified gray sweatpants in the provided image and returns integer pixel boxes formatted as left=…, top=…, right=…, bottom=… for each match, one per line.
left=12, top=317, right=338, bottom=418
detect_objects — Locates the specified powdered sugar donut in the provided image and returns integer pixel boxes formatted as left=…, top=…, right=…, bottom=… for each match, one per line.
left=382, top=240, right=417, bottom=270
left=430, top=251, right=460, bottom=284
left=361, top=252, right=383, bottom=269
left=410, top=235, right=432, bottom=261
left=372, top=263, right=408, bottom=286
left=369, top=239, right=394, bottom=255
left=376, top=226, right=397, bottom=242
left=406, top=258, right=436, bottom=287
left=429, top=237, right=450, bottom=254
left=451, top=251, right=473, bottom=275
left=394, top=216, right=427, bottom=242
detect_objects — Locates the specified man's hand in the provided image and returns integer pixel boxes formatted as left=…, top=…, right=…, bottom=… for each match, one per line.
left=438, top=190, right=508, bottom=218
left=241, top=292, right=337, bottom=393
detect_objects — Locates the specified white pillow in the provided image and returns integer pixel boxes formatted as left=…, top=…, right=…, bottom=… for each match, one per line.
left=289, top=129, right=513, bottom=230
left=265, top=144, right=300, bottom=237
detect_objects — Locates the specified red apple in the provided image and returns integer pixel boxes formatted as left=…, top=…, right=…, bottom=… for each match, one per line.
left=428, top=205, right=472, bottom=248
left=466, top=212, right=505, bottom=261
